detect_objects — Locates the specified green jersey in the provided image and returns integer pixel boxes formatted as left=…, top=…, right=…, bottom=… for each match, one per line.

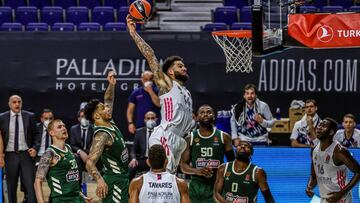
left=93, top=121, right=129, bottom=203
left=46, top=144, right=82, bottom=202
left=222, top=161, right=259, bottom=203
left=189, top=128, right=225, bottom=203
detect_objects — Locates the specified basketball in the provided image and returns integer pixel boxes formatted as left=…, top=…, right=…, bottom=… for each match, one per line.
left=129, top=0, right=152, bottom=22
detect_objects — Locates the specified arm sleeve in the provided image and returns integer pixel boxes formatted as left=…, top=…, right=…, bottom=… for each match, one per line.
left=290, top=122, right=299, bottom=140
left=128, top=89, right=137, bottom=104
left=230, top=116, right=238, bottom=140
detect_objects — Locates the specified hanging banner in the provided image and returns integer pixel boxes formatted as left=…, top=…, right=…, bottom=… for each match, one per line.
left=288, top=13, right=360, bottom=48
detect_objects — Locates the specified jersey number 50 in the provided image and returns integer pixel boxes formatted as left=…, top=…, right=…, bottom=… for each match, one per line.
left=201, top=147, right=213, bottom=157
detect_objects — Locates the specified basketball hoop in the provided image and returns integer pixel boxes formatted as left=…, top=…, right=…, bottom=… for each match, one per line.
left=212, top=30, right=253, bottom=73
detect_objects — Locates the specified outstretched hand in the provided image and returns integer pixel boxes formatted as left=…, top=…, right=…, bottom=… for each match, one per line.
left=107, top=71, right=116, bottom=85
left=126, top=15, right=136, bottom=33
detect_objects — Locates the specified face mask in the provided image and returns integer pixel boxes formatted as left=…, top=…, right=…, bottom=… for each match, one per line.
left=43, top=119, right=50, bottom=128
left=80, top=118, right=90, bottom=127
left=146, top=120, right=157, bottom=129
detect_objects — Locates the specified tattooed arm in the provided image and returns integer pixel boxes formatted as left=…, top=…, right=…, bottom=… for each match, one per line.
left=126, top=15, right=172, bottom=95
left=86, top=131, right=113, bottom=198
left=34, top=149, right=54, bottom=203
left=104, top=71, right=116, bottom=116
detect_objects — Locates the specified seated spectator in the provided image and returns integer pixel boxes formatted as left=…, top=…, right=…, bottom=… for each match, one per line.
left=230, top=84, right=274, bottom=146
left=128, top=111, right=158, bottom=180
left=333, top=114, right=360, bottom=148
left=290, top=99, right=320, bottom=147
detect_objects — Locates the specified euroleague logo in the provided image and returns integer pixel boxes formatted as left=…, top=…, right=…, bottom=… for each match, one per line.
left=317, top=25, right=334, bottom=43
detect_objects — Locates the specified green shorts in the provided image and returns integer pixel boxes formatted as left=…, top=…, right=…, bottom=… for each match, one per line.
left=102, top=173, right=129, bottom=203
left=189, top=177, right=216, bottom=203
left=51, top=195, right=84, bottom=203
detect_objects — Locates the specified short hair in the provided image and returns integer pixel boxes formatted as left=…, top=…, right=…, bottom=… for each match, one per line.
left=243, top=84, right=258, bottom=95
left=77, top=108, right=86, bottom=118
left=197, top=104, right=215, bottom=115
left=148, top=144, right=166, bottom=170
left=344, top=113, right=356, bottom=122
left=162, top=56, right=183, bottom=74
left=48, top=119, right=63, bottom=132
left=83, top=99, right=100, bottom=123
left=324, top=117, right=338, bottom=136
left=41, top=108, right=53, bottom=116
left=305, top=99, right=317, bottom=107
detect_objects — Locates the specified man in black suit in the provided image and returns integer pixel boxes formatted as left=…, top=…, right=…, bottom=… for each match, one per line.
left=0, top=95, right=40, bottom=203
left=70, top=108, right=94, bottom=182
left=129, top=111, right=158, bottom=180
left=35, top=108, right=54, bottom=167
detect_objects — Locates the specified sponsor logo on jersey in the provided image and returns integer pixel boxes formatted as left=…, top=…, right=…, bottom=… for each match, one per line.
left=194, top=138, right=200, bottom=143
left=325, top=154, right=330, bottom=164
left=147, top=191, right=174, bottom=200
left=225, top=192, right=249, bottom=203
left=245, top=174, right=250, bottom=181
left=121, top=149, right=129, bottom=163
left=66, top=170, right=79, bottom=182
left=196, top=158, right=220, bottom=168
left=214, top=136, right=218, bottom=142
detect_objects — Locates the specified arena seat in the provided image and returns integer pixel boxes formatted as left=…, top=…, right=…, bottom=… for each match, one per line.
left=66, top=6, right=89, bottom=26
left=202, top=22, right=227, bottom=31
left=117, top=6, right=128, bottom=23
left=240, top=6, right=252, bottom=22
left=26, top=22, right=48, bottom=31
left=349, top=6, right=360, bottom=12
left=77, top=22, right=101, bottom=31
left=41, top=6, right=63, bottom=25
left=52, top=22, right=75, bottom=31
left=103, top=22, right=126, bottom=31
left=103, top=0, right=128, bottom=8
left=0, top=7, right=13, bottom=24
left=28, top=0, right=51, bottom=8
left=231, top=22, right=251, bottom=30
left=299, top=6, right=317, bottom=13
left=321, top=6, right=345, bottom=13
left=78, top=0, right=101, bottom=9
left=0, top=22, right=22, bottom=31
left=3, top=0, right=26, bottom=9
left=213, top=6, right=238, bottom=26
left=329, top=0, right=353, bottom=9
left=53, top=0, right=77, bottom=9
left=92, top=6, right=114, bottom=26
left=223, top=0, right=249, bottom=9
left=15, top=6, right=38, bottom=25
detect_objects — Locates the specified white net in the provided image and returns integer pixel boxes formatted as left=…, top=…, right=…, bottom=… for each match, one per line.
left=212, top=33, right=253, bottom=73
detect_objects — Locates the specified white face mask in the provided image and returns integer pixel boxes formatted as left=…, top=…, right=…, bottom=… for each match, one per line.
left=80, top=118, right=90, bottom=127
left=145, top=120, right=157, bottom=129
left=43, top=119, right=50, bottom=128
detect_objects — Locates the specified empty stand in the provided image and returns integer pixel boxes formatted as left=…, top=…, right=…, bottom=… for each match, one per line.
left=53, top=0, right=77, bottom=9
left=28, top=0, right=51, bottom=8
left=202, top=22, right=227, bottom=31
left=15, top=6, right=38, bottom=25
left=231, top=22, right=251, bottom=30
left=1, top=22, right=22, bottom=31
left=66, top=6, right=89, bottom=25
left=41, top=6, right=63, bottom=25
left=78, top=22, right=101, bottom=31
left=104, top=22, right=126, bottom=31
left=213, top=6, right=238, bottom=25
left=78, top=0, right=101, bottom=9
left=0, top=7, right=13, bottom=24
left=26, top=22, right=48, bottom=31
left=92, top=6, right=114, bottom=25
left=52, top=22, right=75, bottom=31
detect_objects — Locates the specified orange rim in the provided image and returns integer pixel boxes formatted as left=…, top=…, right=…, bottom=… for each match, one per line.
left=212, top=30, right=252, bottom=38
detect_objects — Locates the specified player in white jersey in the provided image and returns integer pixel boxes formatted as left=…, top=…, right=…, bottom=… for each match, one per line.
left=127, top=16, right=193, bottom=172
left=306, top=118, right=360, bottom=203
left=129, top=144, right=190, bottom=203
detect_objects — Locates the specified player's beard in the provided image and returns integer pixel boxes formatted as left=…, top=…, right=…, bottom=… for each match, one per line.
left=174, top=71, right=189, bottom=83
left=236, top=152, right=250, bottom=163
left=198, top=119, right=214, bottom=130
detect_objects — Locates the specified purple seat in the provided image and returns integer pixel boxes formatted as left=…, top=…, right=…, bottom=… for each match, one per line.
left=202, top=22, right=227, bottom=31
left=117, top=6, right=128, bottom=23
left=104, top=22, right=126, bottom=31
left=329, top=0, right=353, bottom=9
left=223, top=0, right=249, bottom=9
left=52, top=22, right=75, bottom=31
left=349, top=6, right=360, bottom=12
left=0, top=7, right=13, bottom=24
left=53, top=0, right=77, bottom=9
left=129, top=0, right=153, bottom=7
left=77, top=22, right=101, bottom=31
left=15, top=6, right=38, bottom=24
left=231, top=22, right=251, bottom=30
left=66, top=6, right=89, bottom=25
left=321, top=6, right=345, bottom=13
left=0, top=22, right=22, bottom=31
left=240, top=6, right=251, bottom=22
left=26, top=22, right=48, bottom=31
left=299, top=6, right=317, bottom=13
left=41, top=6, right=63, bottom=25
left=213, top=6, right=238, bottom=25
left=28, top=0, right=51, bottom=8
left=92, top=6, right=114, bottom=25
left=312, top=0, right=327, bottom=9
left=103, top=0, right=128, bottom=8
left=78, top=0, right=101, bottom=9
left=3, top=0, right=26, bottom=9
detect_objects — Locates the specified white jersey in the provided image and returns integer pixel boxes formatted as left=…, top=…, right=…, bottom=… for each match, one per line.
left=139, top=171, right=180, bottom=203
left=313, top=141, right=352, bottom=203
left=333, top=129, right=360, bottom=148
left=159, top=80, right=193, bottom=135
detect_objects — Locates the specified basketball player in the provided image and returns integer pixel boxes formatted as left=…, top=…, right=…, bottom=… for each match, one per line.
left=129, top=144, right=190, bottom=203
left=84, top=71, right=129, bottom=202
left=214, top=141, right=275, bottom=203
left=34, top=119, right=91, bottom=203
left=306, top=118, right=360, bottom=203
left=180, top=104, right=235, bottom=203
left=127, top=16, right=193, bottom=173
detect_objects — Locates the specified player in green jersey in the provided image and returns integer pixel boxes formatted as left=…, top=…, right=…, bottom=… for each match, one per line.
left=180, top=104, right=235, bottom=203
left=34, top=119, right=91, bottom=203
left=84, top=71, right=130, bottom=203
left=214, top=141, right=274, bottom=203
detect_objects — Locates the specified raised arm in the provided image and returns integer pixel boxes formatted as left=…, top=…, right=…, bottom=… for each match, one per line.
left=85, top=131, right=113, bottom=198
left=34, top=149, right=54, bottom=203
left=104, top=71, right=116, bottom=116
left=256, top=168, right=275, bottom=203
left=213, top=164, right=227, bottom=203
left=126, top=15, right=172, bottom=93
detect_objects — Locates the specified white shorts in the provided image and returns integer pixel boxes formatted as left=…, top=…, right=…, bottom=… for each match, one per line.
left=149, top=125, right=187, bottom=173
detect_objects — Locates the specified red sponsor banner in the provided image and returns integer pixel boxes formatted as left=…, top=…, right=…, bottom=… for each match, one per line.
left=288, top=13, right=360, bottom=48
